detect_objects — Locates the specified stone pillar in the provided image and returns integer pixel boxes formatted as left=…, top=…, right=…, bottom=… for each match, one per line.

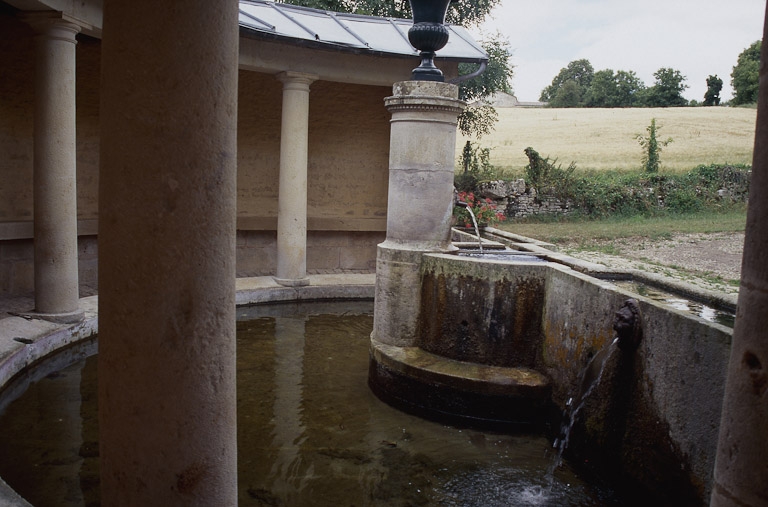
left=274, top=72, right=317, bottom=287
left=372, top=81, right=465, bottom=347
left=27, top=14, right=83, bottom=323
left=98, top=1, right=239, bottom=505
left=711, top=4, right=768, bottom=506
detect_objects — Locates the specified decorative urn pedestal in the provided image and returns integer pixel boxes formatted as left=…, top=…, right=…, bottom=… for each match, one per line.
left=408, top=0, right=452, bottom=81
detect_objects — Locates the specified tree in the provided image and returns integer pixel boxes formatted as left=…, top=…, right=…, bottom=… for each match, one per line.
left=549, top=80, right=583, bottom=108
left=279, top=0, right=499, bottom=27
left=703, top=75, right=723, bottom=106
left=279, top=0, right=513, bottom=139
left=585, top=69, right=645, bottom=107
left=642, top=68, right=688, bottom=107
left=457, top=33, right=514, bottom=138
left=731, top=40, right=761, bottom=106
left=636, top=118, right=672, bottom=173
left=540, top=59, right=594, bottom=106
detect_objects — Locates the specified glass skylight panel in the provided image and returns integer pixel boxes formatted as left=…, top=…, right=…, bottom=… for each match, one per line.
left=237, top=0, right=487, bottom=62
left=240, top=3, right=309, bottom=39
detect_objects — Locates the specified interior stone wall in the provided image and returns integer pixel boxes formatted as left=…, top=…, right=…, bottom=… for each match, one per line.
left=0, top=12, right=102, bottom=296
left=235, top=71, right=390, bottom=275
left=236, top=71, right=390, bottom=227
left=0, top=13, right=35, bottom=223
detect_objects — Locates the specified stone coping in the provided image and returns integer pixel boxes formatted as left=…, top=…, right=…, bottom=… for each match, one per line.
left=370, top=339, right=550, bottom=398
left=0, top=273, right=375, bottom=506
left=482, top=226, right=739, bottom=312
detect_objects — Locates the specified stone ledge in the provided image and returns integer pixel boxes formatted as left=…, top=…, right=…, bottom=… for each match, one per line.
left=370, top=339, right=550, bottom=399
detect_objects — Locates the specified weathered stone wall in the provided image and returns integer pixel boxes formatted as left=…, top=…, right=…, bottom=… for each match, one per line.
left=476, top=173, right=750, bottom=220
left=542, top=266, right=731, bottom=504
left=0, top=14, right=34, bottom=224
left=409, top=252, right=731, bottom=504
left=476, top=179, right=572, bottom=218
left=0, top=13, right=102, bottom=296
left=236, top=230, right=383, bottom=277
left=418, top=255, right=547, bottom=368
left=235, top=72, right=390, bottom=275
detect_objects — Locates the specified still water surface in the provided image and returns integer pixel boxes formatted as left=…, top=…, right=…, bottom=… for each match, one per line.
left=0, top=300, right=620, bottom=506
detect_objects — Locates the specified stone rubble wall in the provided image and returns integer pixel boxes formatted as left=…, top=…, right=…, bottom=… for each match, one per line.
left=476, top=179, right=572, bottom=219
left=476, top=173, right=750, bottom=220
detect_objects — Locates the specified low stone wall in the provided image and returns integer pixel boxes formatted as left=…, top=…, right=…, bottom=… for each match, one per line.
left=476, top=179, right=571, bottom=218
left=0, top=237, right=99, bottom=296
left=542, top=266, right=730, bottom=504
left=413, top=254, right=731, bottom=505
left=475, top=172, right=750, bottom=219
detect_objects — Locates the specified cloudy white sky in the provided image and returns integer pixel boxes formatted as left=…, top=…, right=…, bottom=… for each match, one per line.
left=469, top=0, right=765, bottom=102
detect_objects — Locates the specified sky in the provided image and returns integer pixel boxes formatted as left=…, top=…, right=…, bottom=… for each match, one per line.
left=469, top=0, right=765, bottom=102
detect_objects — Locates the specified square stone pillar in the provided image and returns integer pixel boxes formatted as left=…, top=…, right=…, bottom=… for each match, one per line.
left=372, top=81, right=465, bottom=347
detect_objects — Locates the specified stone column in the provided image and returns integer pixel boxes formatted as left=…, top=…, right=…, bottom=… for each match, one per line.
left=711, top=4, right=768, bottom=506
left=274, top=72, right=317, bottom=287
left=98, top=1, right=239, bottom=505
left=26, top=14, right=83, bottom=323
left=372, top=81, right=465, bottom=347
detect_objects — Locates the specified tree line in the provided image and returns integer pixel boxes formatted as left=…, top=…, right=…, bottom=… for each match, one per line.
left=540, top=41, right=761, bottom=108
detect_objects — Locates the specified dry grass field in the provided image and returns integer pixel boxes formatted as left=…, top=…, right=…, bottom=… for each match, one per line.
left=457, top=107, right=756, bottom=173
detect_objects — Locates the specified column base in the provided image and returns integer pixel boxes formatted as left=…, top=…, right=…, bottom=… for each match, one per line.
left=25, top=308, right=85, bottom=324
left=273, top=277, right=310, bottom=287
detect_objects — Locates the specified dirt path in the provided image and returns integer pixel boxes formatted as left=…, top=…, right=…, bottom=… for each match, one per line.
left=559, top=232, right=744, bottom=295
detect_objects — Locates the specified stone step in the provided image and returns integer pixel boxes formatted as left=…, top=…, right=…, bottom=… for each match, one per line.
left=370, top=339, right=550, bottom=399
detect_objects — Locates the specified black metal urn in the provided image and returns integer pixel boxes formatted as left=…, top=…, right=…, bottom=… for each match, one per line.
left=407, top=0, right=452, bottom=81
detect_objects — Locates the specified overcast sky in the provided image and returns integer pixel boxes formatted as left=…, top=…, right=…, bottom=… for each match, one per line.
left=469, top=0, right=765, bottom=102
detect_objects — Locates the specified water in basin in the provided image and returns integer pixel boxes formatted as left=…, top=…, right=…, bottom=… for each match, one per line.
left=0, top=300, right=623, bottom=506
left=613, top=281, right=735, bottom=328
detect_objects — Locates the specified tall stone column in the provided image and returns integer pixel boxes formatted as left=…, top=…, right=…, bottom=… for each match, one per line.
left=711, top=4, right=768, bottom=506
left=274, top=72, right=317, bottom=287
left=372, top=81, right=465, bottom=347
left=26, top=14, right=83, bottom=323
left=98, top=1, right=239, bottom=505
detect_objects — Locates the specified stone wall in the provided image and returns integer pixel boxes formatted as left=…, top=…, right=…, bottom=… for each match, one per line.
left=412, top=253, right=730, bottom=504
left=542, top=266, right=730, bottom=504
left=477, top=179, right=572, bottom=218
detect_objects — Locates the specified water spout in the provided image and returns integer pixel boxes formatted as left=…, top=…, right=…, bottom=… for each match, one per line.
left=550, top=299, right=643, bottom=474
left=455, top=200, right=483, bottom=253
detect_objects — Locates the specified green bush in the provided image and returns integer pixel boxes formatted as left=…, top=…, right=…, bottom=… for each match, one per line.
left=527, top=164, right=750, bottom=219
left=455, top=141, right=501, bottom=192
left=524, top=147, right=576, bottom=201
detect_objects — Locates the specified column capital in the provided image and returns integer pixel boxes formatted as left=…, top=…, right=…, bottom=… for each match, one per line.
left=385, top=80, right=465, bottom=116
left=22, top=11, right=81, bottom=43
left=276, top=71, right=319, bottom=90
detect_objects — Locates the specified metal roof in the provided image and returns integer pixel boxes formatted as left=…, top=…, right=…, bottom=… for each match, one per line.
left=238, top=0, right=488, bottom=63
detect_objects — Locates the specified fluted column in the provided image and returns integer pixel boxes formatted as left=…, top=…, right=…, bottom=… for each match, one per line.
left=26, top=13, right=83, bottom=323
left=711, top=3, right=768, bottom=506
left=98, top=1, right=239, bottom=505
left=274, top=71, right=317, bottom=287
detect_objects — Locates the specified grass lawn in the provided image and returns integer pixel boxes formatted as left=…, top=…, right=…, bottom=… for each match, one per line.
left=495, top=208, right=748, bottom=246
left=458, top=107, right=756, bottom=174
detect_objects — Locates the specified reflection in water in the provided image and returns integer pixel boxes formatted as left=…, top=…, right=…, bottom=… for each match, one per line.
left=613, top=281, right=735, bottom=328
left=0, top=301, right=620, bottom=506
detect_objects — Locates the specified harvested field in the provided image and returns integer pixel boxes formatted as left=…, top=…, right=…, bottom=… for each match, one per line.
left=458, top=107, right=756, bottom=173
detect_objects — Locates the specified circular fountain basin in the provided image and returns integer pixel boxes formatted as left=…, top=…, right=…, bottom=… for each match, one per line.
left=0, top=300, right=620, bottom=506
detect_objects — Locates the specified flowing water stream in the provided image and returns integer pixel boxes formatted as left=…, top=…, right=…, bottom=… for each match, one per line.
left=0, top=300, right=624, bottom=506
